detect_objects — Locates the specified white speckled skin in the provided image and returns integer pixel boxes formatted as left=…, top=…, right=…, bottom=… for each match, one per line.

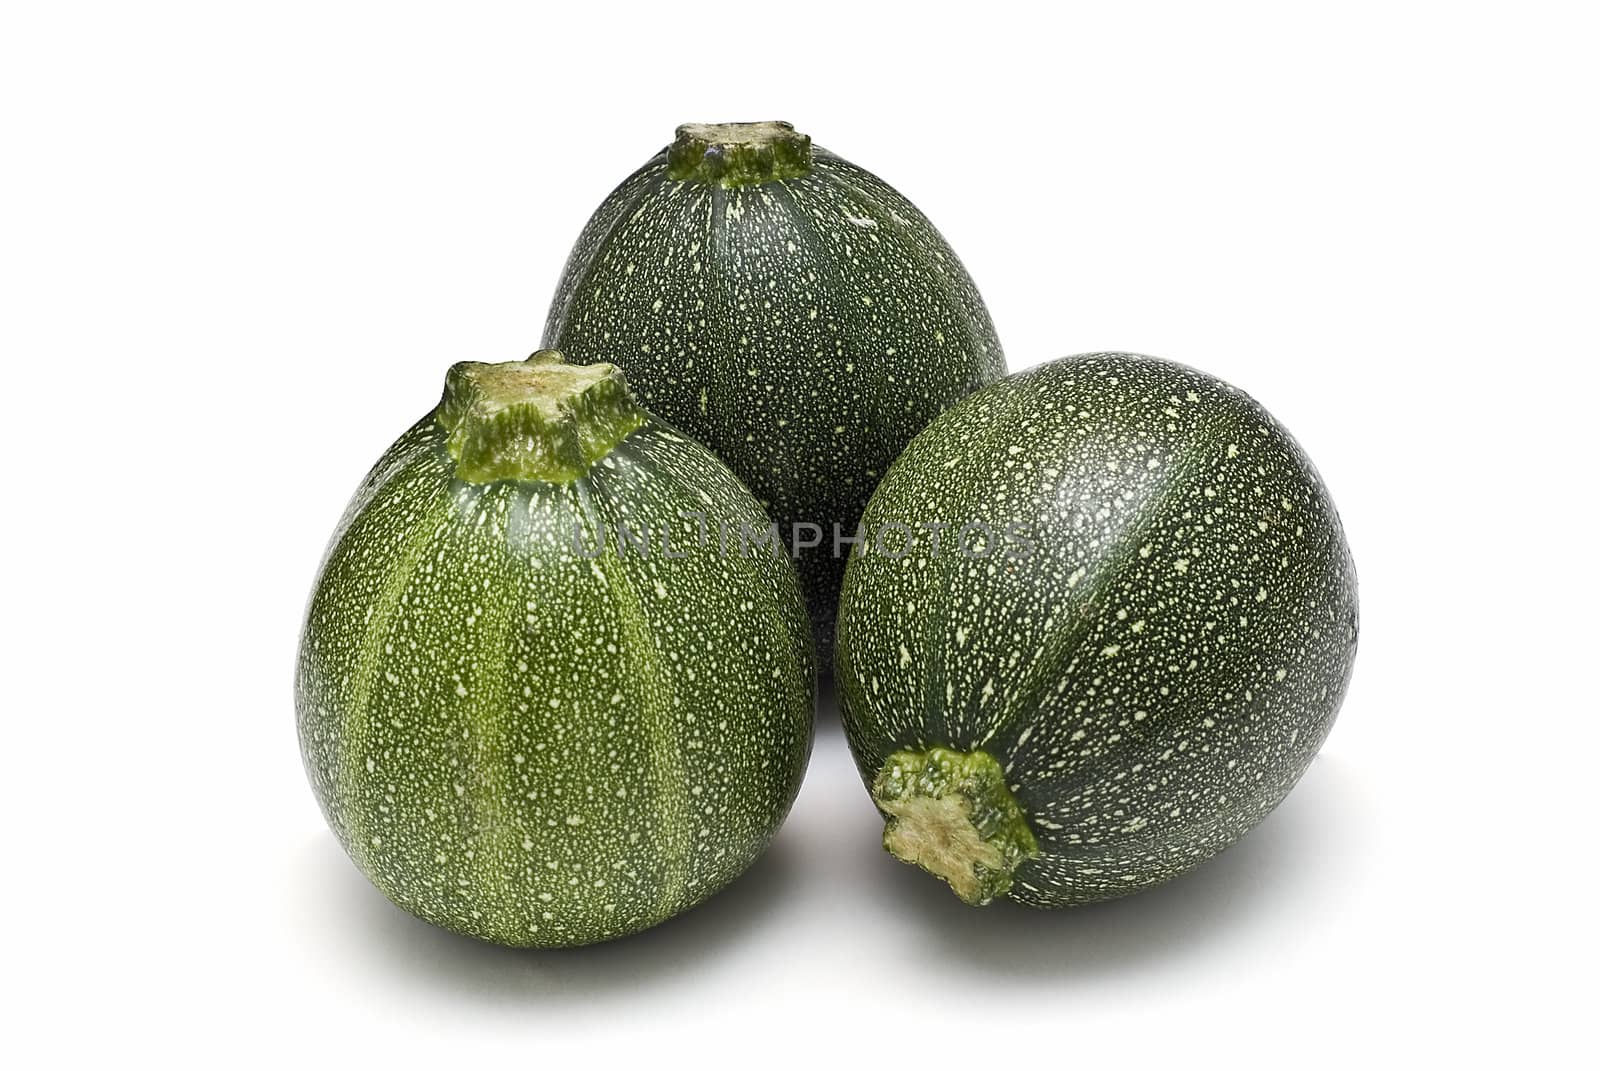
left=836, top=353, right=1358, bottom=906
left=296, top=408, right=814, bottom=946
left=543, top=138, right=1004, bottom=649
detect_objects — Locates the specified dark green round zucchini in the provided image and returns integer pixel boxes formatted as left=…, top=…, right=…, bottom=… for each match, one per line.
left=296, top=351, right=814, bottom=946
left=543, top=121, right=1005, bottom=650
left=835, top=353, right=1357, bottom=906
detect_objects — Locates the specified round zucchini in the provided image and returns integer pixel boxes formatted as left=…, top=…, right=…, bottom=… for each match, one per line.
left=296, top=351, right=814, bottom=946
left=835, top=353, right=1357, bottom=906
left=543, top=121, right=1005, bottom=650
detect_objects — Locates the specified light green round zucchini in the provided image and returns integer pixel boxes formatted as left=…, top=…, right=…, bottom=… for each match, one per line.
left=296, top=351, right=813, bottom=946
left=836, top=352, right=1357, bottom=906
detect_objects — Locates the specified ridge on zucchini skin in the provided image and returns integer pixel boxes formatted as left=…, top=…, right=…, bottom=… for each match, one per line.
left=836, top=353, right=1358, bottom=907
left=543, top=121, right=1005, bottom=655
left=296, top=351, right=815, bottom=947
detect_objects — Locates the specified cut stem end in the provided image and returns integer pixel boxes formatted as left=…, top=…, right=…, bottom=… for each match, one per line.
left=872, top=747, right=1038, bottom=906
left=666, top=121, right=813, bottom=186
left=436, top=350, right=645, bottom=484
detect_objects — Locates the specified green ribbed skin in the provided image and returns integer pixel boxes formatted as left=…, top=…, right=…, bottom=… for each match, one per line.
left=296, top=363, right=814, bottom=947
left=543, top=122, right=1005, bottom=651
left=836, top=353, right=1358, bottom=907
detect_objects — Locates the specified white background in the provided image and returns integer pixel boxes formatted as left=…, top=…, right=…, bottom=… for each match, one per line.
left=5, top=1, right=1596, bottom=1066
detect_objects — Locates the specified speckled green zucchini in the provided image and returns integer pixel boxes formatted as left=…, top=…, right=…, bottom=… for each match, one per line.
left=835, top=353, right=1358, bottom=906
left=543, top=121, right=1005, bottom=650
left=296, top=351, right=814, bottom=946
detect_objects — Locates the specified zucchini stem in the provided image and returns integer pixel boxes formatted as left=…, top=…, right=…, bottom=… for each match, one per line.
left=666, top=121, right=813, bottom=186
left=435, top=350, right=645, bottom=484
left=872, top=747, right=1038, bottom=906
